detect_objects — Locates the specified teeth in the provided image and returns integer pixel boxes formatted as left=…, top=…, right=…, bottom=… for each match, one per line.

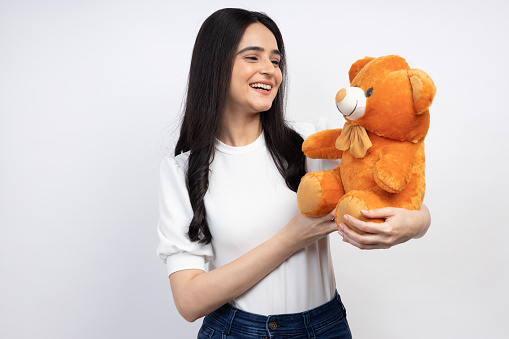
left=250, top=83, right=272, bottom=90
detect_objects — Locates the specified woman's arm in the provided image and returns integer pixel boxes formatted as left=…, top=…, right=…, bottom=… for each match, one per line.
left=170, top=211, right=337, bottom=322
left=338, top=204, right=431, bottom=250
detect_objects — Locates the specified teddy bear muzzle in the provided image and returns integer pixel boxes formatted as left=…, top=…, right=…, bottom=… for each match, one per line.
left=335, top=87, right=366, bottom=121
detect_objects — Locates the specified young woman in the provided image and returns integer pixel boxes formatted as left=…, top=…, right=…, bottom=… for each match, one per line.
left=157, top=8, right=431, bottom=338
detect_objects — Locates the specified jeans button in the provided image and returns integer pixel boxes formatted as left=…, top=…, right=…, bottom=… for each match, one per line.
left=269, top=321, right=277, bottom=330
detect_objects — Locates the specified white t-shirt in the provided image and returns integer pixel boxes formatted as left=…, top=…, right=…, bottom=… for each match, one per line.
left=157, top=121, right=340, bottom=315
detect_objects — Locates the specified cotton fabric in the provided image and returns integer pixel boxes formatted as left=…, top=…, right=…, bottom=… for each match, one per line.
left=157, top=121, right=340, bottom=315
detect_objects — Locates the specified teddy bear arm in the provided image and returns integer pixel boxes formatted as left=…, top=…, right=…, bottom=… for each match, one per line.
left=302, top=129, right=343, bottom=159
left=374, top=145, right=415, bottom=193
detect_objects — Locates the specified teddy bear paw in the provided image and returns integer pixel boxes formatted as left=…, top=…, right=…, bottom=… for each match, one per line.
left=335, top=192, right=385, bottom=234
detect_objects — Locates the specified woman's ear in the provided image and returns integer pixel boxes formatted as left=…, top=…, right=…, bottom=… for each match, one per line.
left=348, top=57, right=374, bottom=84
left=408, top=69, right=436, bottom=115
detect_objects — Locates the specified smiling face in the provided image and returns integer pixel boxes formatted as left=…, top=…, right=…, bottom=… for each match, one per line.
left=225, top=23, right=283, bottom=118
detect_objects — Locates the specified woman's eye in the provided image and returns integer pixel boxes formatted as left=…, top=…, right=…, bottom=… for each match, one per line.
left=245, top=56, right=258, bottom=61
left=271, top=60, right=280, bottom=66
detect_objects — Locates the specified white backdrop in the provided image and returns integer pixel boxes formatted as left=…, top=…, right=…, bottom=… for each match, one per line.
left=1, top=0, right=508, bottom=338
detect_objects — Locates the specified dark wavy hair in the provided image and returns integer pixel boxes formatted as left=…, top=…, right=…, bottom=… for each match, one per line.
left=175, top=8, right=306, bottom=244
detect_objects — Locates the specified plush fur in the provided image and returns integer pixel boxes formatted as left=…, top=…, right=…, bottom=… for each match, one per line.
left=297, top=55, right=436, bottom=233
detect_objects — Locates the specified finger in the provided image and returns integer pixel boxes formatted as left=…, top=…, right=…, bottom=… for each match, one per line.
left=315, top=211, right=339, bottom=233
left=322, top=210, right=337, bottom=225
left=339, top=223, right=391, bottom=250
left=339, top=222, right=379, bottom=245
left=343, top=214, right=378, bottom=234
left=328, top=213, right=340, bottom=232
left=360, top=207, right=396, bottom=219
left=342, top=236, right=391, bottom=250
left=326, top=210, right=336, bottom=220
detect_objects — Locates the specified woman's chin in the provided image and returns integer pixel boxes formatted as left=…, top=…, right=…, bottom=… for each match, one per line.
left=253, top=102, right=273, bottom=113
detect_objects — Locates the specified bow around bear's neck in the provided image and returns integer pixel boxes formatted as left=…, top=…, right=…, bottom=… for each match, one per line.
left=335, top=122, right=372, bottom=158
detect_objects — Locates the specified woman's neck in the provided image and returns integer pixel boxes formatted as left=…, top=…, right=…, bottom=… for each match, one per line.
left=217, top=113, right=262, bottom=147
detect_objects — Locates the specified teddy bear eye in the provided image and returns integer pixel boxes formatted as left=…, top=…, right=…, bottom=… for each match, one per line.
left=366, top=88, right=373, bottom=97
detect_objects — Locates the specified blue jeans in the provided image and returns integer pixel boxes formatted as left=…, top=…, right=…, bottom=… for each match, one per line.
left=197, top=291, right=352, bottom=339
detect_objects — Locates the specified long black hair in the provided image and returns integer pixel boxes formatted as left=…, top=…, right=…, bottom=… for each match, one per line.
left=175, top=8, right=306, bottom=244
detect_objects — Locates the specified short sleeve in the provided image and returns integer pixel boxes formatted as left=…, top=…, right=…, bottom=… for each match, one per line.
left=291, top=119, right=342, bottom=173
left=156, top=156, right=213, bottom=276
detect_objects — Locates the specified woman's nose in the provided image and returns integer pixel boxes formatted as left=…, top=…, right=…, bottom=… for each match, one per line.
left=259, top=57, right=275, bottom=75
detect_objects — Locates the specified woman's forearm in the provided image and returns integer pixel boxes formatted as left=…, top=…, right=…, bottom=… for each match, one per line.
left=169, top=211, right=337, bottom=322
left=413, top=204, right=431, bottom=239
left=170, top=230, right=295, bottom=322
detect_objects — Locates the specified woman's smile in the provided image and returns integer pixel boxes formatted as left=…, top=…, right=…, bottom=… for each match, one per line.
left=249, top=81, right=275, bottom=94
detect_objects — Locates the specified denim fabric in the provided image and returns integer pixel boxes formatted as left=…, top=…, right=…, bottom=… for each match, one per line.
left=197, top=291, right=352, bottom=339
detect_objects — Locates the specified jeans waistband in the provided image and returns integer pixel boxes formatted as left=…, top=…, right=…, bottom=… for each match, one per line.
left=206, top=291, right=346, bottom=337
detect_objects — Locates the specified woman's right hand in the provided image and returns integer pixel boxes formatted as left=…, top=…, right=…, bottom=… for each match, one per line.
left=278, top=210, right=338, bottom=253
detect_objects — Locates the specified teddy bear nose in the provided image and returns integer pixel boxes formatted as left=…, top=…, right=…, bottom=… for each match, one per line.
left=336, top=88, right=347, bottom=103
left=335, top=87, right=367, bottom=120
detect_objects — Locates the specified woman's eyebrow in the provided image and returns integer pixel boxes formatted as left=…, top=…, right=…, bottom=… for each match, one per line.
left=237, top=46, right=281, bottom=56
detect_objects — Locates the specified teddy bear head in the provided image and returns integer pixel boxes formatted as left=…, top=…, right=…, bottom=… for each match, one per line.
left=335, top=55, right=436, bottom=143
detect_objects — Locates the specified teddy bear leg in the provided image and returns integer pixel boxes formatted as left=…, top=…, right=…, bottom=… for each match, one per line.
left=334, top=191, right=386, bottom=234
left=297, top=168, right=344, bottom=217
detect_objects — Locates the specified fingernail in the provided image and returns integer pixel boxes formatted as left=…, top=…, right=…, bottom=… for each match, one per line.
left=339, top=223, right=345, bottom=230
left=360, top=210, right=368, bottom=214
left=338, top=230, right=344, bottom=237
left=343, top=215, right=349, bottom=221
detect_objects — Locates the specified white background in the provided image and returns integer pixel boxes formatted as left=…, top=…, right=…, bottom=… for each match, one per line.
left=1, top=0, right=508, bottom=338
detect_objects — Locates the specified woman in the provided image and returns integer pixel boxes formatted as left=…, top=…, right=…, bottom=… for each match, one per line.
left=157, top=8, right=431, bottom=338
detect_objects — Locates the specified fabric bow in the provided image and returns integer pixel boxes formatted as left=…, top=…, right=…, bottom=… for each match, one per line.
left=335, top=122, right=372, bottom=158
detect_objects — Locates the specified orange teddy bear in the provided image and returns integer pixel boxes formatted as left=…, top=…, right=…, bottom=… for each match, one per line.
left=297, top=55, right=436, bottom=233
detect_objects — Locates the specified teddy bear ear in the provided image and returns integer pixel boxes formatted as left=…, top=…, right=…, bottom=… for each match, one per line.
left=408, top=69, right=436, bottom=115
left=348, top=57, right=374, bottom=83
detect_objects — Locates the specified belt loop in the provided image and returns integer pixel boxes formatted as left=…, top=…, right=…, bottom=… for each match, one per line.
left=222, top=306, right=237, bottom=335
left=302, top=312, right=316, bottom=339
left=336, top=291, right=347, bottom=315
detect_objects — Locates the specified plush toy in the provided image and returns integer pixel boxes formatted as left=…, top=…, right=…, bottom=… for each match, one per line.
left=297, top=55, right=436, bottom=233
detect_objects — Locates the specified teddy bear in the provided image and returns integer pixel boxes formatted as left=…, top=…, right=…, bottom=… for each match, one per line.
left=297, top=55, right=436, bottom=233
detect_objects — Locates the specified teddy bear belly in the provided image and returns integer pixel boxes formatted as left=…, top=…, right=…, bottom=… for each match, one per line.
left=340, top=153, right=380, bottom=191
left=340, top=150, right=426, bottom=210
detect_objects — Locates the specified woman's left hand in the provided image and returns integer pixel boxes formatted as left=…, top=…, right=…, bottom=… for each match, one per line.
left=338, top=204, right=431, bottom=250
